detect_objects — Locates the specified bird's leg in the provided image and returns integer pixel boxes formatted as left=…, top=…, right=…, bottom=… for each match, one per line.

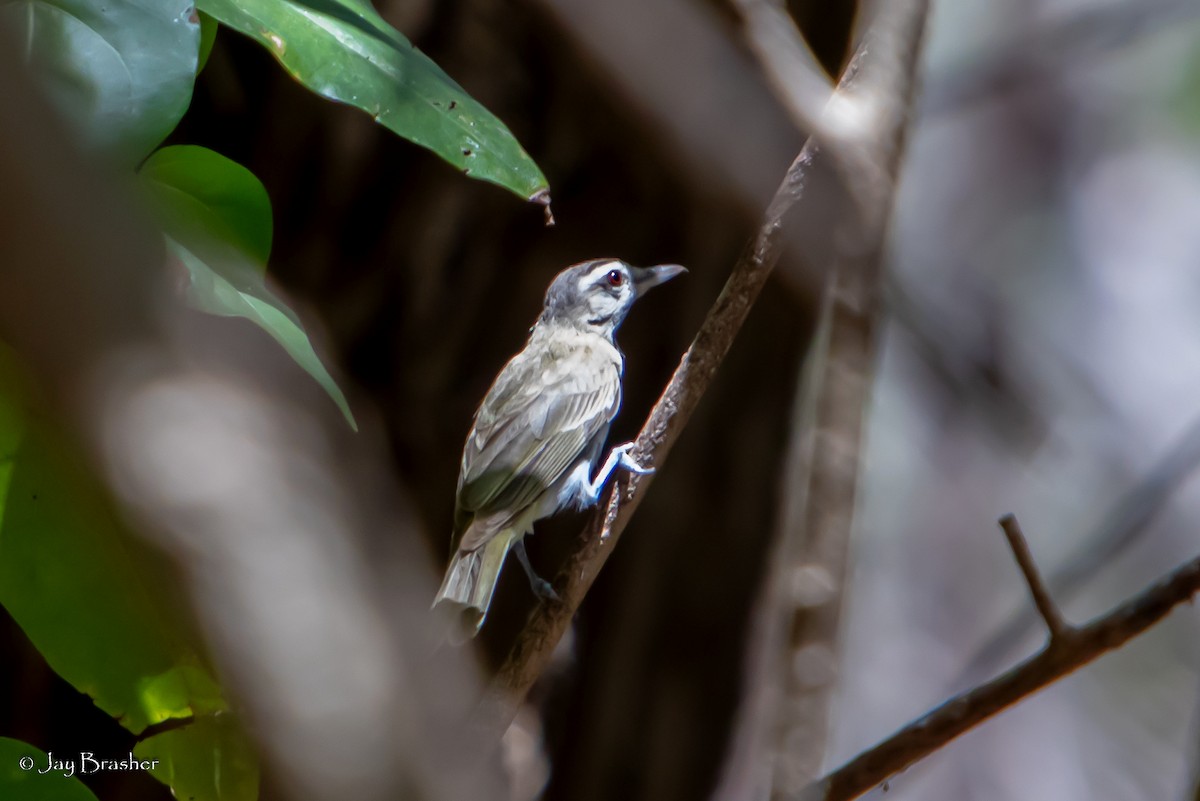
left=575, top=442, right=654, bottom=508
left=513, top=538, right=559, bottom=601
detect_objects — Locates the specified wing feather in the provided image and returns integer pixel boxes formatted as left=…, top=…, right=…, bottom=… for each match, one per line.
left=454, top=333, right=622, bottom=549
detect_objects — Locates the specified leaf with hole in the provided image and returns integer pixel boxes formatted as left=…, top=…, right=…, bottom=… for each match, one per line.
left=197, top=0, right=548, bottom=201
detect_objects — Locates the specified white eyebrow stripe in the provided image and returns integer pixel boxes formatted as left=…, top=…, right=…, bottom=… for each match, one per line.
left=586, top=260, right=624, bottom=280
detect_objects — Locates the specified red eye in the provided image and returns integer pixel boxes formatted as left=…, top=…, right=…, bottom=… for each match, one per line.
left=606, top=269, right=623, bottom=287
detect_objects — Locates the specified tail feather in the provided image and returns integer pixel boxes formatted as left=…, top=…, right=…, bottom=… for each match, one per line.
left=432, top=531, right=517, bottom=642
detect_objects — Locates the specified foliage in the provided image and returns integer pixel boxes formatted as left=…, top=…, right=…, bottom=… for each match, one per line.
left=1, top=0, right=547, bottom=798
left=0, top=737, right=101, bottom=801
left=199, top=0, right=548, bottom=198
left=139, top=145, right=357, bottom=429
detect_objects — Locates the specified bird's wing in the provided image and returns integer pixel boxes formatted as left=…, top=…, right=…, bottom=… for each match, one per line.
left=454, top=340, right=621, bottom=550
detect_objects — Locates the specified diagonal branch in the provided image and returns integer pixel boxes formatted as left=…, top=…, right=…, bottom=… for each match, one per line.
left=967, top=413, right=1200, bottom=675
left=730, top=0, right=835, bottom=139
left=799, top=547, right=1200, bottom=801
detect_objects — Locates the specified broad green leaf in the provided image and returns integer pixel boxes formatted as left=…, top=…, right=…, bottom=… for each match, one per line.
left=1, top=0, right=200, bottom=166
left=0, top=398, right=228, bottom=734
left=168, top=239, right=358, bottom=430
left=0, top=738, right=100, bottom=801
left=139, top=146, right=357, bottom=430
left=142, top=145, right=273, bottom=266
left=136, top=714, right=259, bottom=801
left=197, top=0, right=548, bottom=201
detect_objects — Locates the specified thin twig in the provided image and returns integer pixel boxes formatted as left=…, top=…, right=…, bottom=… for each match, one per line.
left=966, top=413, right=1200, bottom=674
left=799, top=551, right=1200, bottom=801
left=998, top=515, right=1071, bottom=639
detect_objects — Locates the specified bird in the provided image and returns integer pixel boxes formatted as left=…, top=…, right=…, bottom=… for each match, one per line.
left=433, top=258, right=686, bottom=639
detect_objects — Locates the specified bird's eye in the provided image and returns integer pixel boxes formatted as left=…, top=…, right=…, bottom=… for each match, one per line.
left=606, top=269, right=624, bottom=287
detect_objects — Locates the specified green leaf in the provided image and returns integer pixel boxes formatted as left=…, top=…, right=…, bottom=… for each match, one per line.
left=0, top=353, right=227, bottom=733
left=1, top=0, right=200, bottom=166
left=142, top=145, right=273, bottom=266
left=0, top=738, right=100, bottom=801
left=136, top=714, right=259, bottom=801
left=196, top=0, right=548, bottom=200
left=0, top=346, right=258, bottom=799
left=139, top=146, right=357, bottom=430
left=198, top=11, right=219, bottom=75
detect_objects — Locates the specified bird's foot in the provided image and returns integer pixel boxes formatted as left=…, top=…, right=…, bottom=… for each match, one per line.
left=513, top=538, right=559, bottom=602
left=613, top=442, right=655, bottom=475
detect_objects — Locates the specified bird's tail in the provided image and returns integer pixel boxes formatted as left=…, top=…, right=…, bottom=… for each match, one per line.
left=432, top=531, right=516, bottom=642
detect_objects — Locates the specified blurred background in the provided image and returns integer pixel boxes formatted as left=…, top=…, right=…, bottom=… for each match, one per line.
left=3, top=0, right=1200, bottom=800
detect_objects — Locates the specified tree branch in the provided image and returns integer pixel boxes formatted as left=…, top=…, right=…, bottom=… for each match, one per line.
left=799, top=548, right=1200, bottom=801
left=965, top=412, right=1200, bottom=675
left=753, top=2, right=931, bottom=794
left=729, top=0, right=834, bottom=140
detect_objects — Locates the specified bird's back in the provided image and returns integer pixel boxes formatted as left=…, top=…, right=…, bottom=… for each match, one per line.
left=452, top=324, right=623, bottom=550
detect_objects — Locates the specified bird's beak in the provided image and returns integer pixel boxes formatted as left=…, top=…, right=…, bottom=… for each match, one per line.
left=631, top=263, right=687, bottom=295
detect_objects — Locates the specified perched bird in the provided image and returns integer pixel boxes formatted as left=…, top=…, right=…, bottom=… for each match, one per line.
left=433, top=258, right=686, bottom=639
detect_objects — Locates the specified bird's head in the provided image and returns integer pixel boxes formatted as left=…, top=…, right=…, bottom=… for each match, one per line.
left=540, top=259, right=686, bottom=337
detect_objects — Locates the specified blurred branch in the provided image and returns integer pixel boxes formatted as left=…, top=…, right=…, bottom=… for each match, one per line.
left=965, top=414, right=1200, bottom=675
left=884, top=274, right=1046, bottom=447
left=730, top=0, right=833, bottom=139
left=0, top=36, right=494, bottom=801
left=731, top=2, right=931, bottom=797
left=799, top=530, right=1200, bottom=801
left=531, top=0, right=841, bottom=302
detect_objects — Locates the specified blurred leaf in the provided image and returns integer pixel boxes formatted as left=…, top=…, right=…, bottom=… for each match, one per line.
left=0, top=353, right=227, bottom=735
left=0, top=0, right=200, bottom=166
left=142, top=145, right=273, bottom=266
left=0, top=737, right=100, bottom=801
left=198, top=11, right=219, bottom=75
left=136, top=714, right=259, bottom=801
left=197, top=0, right=548, bottom=200
left=140, top=146, right=357, bottom=430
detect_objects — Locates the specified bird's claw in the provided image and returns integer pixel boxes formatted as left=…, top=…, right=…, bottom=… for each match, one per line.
left=532, top=578, right=560, bottom=602
left=615, top=443, right=655, bottom=475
